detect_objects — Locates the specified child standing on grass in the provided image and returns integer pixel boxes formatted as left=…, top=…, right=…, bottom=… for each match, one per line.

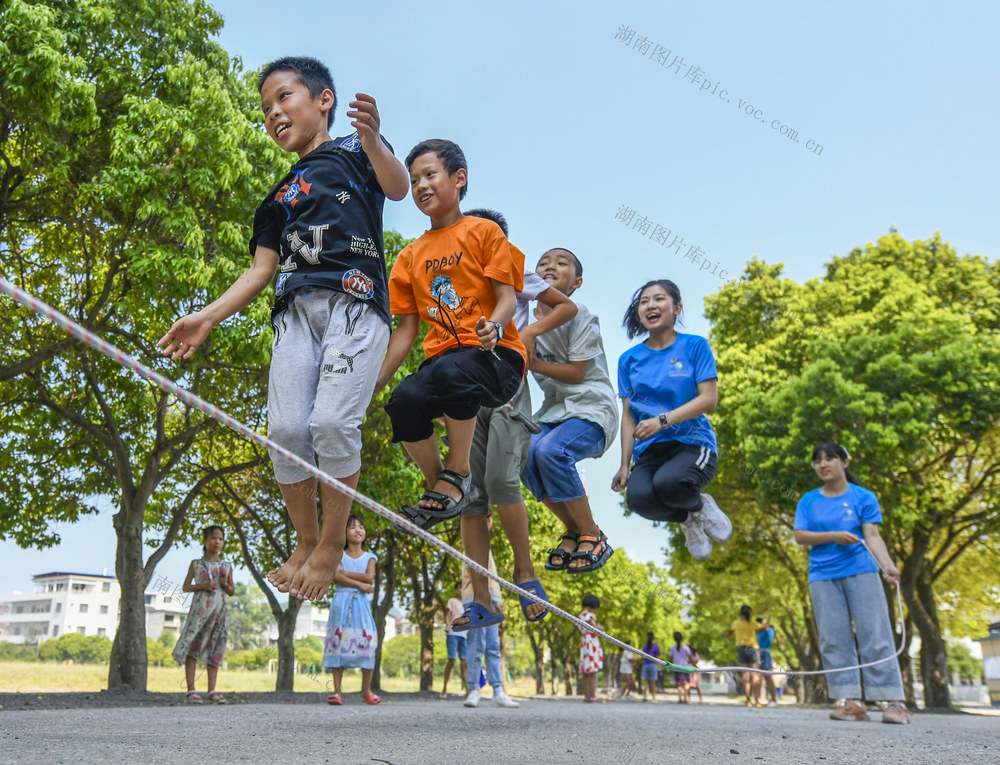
left=579, top=594, right=605, bottom=703
left=160, top=56, right=409, bottom=602
left=324, top=514, right=380, bottom=706
left=174, top=525, right=234, bottom=704
left=521, top=248, right=619, bottom=575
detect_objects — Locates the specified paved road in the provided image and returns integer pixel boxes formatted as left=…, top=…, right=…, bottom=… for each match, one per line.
left=2, top=696, right=997, bottom=764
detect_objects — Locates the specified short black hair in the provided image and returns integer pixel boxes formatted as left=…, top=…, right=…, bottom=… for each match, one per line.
left=622, top=279, right=684, bottom=339
left=405, top=139, right=468, bottom=200
left=464, top=208, right=508, bottom=237
left=257, top=56, right=337, bottom=129
left=582, top=593, right=600, bottom=609
left=541, top=247, right=583, bottom=278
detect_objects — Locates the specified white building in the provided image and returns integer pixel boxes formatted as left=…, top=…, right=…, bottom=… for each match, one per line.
left=0, top=572, right=119, bottom=643
left=0, top=571, right=190, bottom=645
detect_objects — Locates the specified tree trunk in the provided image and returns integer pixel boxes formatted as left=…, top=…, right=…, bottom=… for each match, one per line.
left=902, top=531, right=951, bottom=709
left=274, top=598, right=302, bottom=691
left=107, top=503, right=147, bottom=691
left=527, top=628, right=545, bottom=694
left=370, top=539, right=396, bottom=693
left=419, top=620, right=435, bottom=691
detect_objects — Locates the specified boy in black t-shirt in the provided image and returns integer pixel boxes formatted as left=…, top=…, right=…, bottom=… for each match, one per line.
left=160, top=56, right=408, bottom=601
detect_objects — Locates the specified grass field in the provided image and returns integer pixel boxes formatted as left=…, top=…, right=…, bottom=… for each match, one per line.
left=0, top=662, right=541, bottom=695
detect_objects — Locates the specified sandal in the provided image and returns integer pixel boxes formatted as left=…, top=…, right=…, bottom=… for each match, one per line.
left=545, top=531, right=581, bottom=571
left=452, top=601, right=505, bottom=633
left=326, top=693, right=344, bottom=705
left=363, top=693, right=382, bottom=706
left=396, top=470, right=480, bottom=534
left=513, top=575, right=549, bottom=622
left=207, top=691, right=227, bottom=704
left=567, top=531, right=614, bottom=574
left=184, top=691, right=203, bottom=704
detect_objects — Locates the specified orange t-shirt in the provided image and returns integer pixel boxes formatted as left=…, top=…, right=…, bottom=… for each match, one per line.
left=389, top=216, right=526, bottom=369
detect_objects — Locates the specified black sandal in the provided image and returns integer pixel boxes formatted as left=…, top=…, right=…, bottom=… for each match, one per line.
left=567, top=531, right=614, bottom=574
left=545, top=531, right=581, bottom=571
left=395, top=470, right=480, bottom=534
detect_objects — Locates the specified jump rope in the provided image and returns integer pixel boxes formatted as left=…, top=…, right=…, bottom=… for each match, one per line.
left=0, top=275, right=906, bottom=681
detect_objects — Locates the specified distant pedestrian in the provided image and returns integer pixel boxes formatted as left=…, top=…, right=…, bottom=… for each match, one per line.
left=441, top=583, right=468, bottom=698
left=668, top=631, right=694, bottom=704
left=618, top=645, right=637, bottom=699
left=640, top=632, right=661, bottom=701
left=689, top=648, right=703, bottom=703
left=794, top=442, right=911, bottom=724
left=578, top=594, right=605, bottom=703
left=174, top=525, right=234, bottom=704
left=726, top=604, right=761, bottom=707
left=756, top=617, right=778, bottom=706
left=324, top=514, right=380, bottom=706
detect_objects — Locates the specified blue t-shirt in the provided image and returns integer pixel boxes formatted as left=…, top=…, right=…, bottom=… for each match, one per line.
left=617, top=333, right=719, bottom=458
left=757, top=625, right=774, bottom=650
left=794, top=484, right=882, bottom=582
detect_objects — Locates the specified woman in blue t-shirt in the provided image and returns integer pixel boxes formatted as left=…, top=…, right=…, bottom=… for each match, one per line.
left=794, top=442, right=910, bottom=724
left=611, top=279, right=732, bottom=560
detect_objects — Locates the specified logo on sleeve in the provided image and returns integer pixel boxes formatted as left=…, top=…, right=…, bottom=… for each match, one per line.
left=339, top=133, right=362, bottom=152
left=342, top=269, right=375, bottom=299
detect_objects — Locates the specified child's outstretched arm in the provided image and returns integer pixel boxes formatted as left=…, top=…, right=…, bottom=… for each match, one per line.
left=159, top=245, right=279, bottom=360
left=519, top=285, right=576, bottom=360
left=375, top=313, right=420, bottom=393
left=612, top=398, right=636, bottom=492
left=348, top=93, right=409, bottom=201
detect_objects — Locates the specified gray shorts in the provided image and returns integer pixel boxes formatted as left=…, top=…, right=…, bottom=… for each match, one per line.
left=267, top=289, right=389, bottom=484
left=464, top=378, right=534, bottom=516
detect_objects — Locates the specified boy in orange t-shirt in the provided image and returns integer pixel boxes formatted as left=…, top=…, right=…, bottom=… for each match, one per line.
left=375, top=139, right=524, bottom=630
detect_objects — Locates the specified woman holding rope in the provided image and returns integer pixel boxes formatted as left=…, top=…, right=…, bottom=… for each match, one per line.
left=794, top=442, right=911, bottom=724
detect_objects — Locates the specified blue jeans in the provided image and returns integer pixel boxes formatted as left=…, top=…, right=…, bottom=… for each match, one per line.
left=521, top=419, right=605, bottom=502
left=466, top=623, right=502, bottom=690
left=809, top=571, right=904, bottom=700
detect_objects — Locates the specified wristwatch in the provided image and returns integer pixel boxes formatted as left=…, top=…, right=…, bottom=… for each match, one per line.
left=488, top=320, right=503, bottom=340
left=658, top=412, right=670, bottom=428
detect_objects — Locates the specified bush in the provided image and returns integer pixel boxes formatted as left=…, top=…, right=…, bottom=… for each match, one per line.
left=0, top=641, right=40, bottom=662
left=381, top=634, right=421, bottom=678
left=35, top=634, right=112, bottom=663
left=147, top=637, right=174, bottom=667
left=296, top=646, right=323, bottom=671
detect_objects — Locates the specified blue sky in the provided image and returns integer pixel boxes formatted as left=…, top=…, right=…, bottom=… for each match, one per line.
left=2, top=0, right=997, bottom=595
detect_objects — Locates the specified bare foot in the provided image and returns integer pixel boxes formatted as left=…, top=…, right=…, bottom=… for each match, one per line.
left=289, top=546, right=342, bottom=600
left=267, top=543, right=314, bottom=592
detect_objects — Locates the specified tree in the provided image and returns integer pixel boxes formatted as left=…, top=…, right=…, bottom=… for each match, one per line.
left=227, top=582, right=273, bottom=651
left=0, top=0, right=285, bottom=690
left=704, top=233, right=1000, bottom=708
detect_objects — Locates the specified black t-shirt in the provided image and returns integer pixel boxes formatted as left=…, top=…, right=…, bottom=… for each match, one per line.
left=249, top=133, right=393, bottom=325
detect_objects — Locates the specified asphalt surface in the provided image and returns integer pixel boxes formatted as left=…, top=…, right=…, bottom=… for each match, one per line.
left=1, top=695, right=997, bottom=764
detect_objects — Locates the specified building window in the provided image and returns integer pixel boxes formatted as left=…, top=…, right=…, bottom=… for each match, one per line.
left=100, top=605, right=108, bottom=615
left=144, top=595, right=152, bottom=604
left=79, top=604, right=89, bottom=614
left=12, top=627, right=19, bottom=635
left=77, top=627, right=86, bottom=635
left=102, top=583, right=111, bottom=593
left=53, top=626, right=59, bottom=636
left=165, top=615, right=174, bottom=623
left=97, top=628, right=106, bottom=637
left=72, top=584, right=86, bottom=592
left=56, top=603, right=62, bottom=613
left=14, top=606, right=23, bottom=614
left=56, top=583, right=65, bottom=591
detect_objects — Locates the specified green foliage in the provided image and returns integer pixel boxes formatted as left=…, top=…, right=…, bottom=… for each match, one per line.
left=227, top=646, right=274, bottom=670
left=946, top=641, right=982, bottom=682
left=146, top=637, right=173, bottom=667
left=379, top=633, right=446, bottom=677
left=294, top=634, right=323, bottom=653
left=35, top=634, right=113, bottom=664
left=0, top=641, right=40, bottom=662
left=227, top=582, right=273, bottom=651
left=157, top=630, right=178, bottom=648
left=295, top=646, right=322, bottom=670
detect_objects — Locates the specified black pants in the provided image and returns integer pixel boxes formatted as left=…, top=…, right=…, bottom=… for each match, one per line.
left=386, top=346, right=522, bottom=443
left=626, top=440, right=717, bottom=523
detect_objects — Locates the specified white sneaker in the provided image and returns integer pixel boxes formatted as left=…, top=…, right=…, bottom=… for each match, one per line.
left=698, top=494, right=732, bottom=543
left=493, top=691, right=520, bottom=708
left=681, top=513, right=712, bottom=560
left=464, top=688, right=480, bottom=708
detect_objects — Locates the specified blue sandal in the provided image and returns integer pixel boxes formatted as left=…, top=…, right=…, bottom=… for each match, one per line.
left=513, top=576, right=550, bottom=622
left=452, top=602, right=505, bottom=632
